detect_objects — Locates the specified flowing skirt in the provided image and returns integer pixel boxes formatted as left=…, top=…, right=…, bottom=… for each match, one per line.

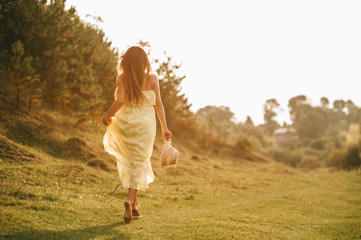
left=103, top=104, right=156, bottom=191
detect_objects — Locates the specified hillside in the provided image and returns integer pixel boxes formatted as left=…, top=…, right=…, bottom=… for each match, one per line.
left=1, top=96, right=361, bottom=240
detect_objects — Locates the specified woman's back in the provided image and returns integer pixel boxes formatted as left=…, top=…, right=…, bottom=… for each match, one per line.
left=116, top=73, right=157, bottom=106
left=103, top=74, right=157, bottom=190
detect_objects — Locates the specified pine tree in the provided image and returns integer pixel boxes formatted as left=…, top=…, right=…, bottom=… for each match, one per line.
left=155, top=55, right=193, bottom=130
left=8, top=40, right=41, bottom=110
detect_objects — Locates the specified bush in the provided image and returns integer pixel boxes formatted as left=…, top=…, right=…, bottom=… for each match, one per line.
left=267, top=148, right=302, bottom=167
left=344, top=143, right=361, bottom=170
left=241, top=124, right=269, bottom=148
left=247, top=135, right=263, bottom=152
left=310, top=139, right=325, bottom=150
left=326, top=144, right=361, bottom=171
left=299, top=138, right=311, bottom=147
left=235, top=135, right=253, bottom=152
left=327, top=132, right=346, bottom=149
left=297, top=156, right=320, bottom=170
left=325, top=150, right=345, bottom=170
left=324, top=142, right=336, bottom=154
left=302, top=148, right=321, bottom=158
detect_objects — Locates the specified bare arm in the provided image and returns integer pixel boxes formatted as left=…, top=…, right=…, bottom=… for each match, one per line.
left=153, top=74, right=172, bottom=140
left=102, top=75, right=125, bottom=125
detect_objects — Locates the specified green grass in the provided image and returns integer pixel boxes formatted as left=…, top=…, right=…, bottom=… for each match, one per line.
left=1, top=109, right=361, bottom=239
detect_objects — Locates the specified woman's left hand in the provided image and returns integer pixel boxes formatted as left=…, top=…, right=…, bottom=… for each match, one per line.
left=103, top=117, right=112, bottom=126
left=162, top=128, right=172, bottom=140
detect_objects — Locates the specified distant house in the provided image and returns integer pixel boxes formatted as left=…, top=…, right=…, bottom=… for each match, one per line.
left=273, top=127, right=298, bottom=148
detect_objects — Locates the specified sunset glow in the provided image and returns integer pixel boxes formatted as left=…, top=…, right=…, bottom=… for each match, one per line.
left=66, top=0, right=361, bottom=124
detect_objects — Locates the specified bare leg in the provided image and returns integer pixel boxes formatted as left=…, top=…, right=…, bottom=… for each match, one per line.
left=129, top=189, right=141, bottom=217
left=127, top=188, right=138, bottom=206
left=124, top=188, right=137, bottom=223
left=132, top=192, right=139, bottom=210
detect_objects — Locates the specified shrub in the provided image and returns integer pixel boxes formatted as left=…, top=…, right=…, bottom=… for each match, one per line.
left=299, top=138, right=311, bottom=147
left=235, top=135, right=253, bottom=152
left=344, top=143, right=361, bottom=170
left=326, top=144, right=361, bottom=171
left=267, top=148, right=302, bottom=167
left=297, top=156, right=320, bottom=170
left=328, top=132, right=346, bottom=149
left=247, top=135, right=263, bottom=152
left=241, top=124, right=269, bottom=148
left=325, top=150, right=345, bottom=170
left=302, top=148, right=321, bottom=158
left=310, top=139, right=325, bottom=150
left=324, top=142, right=336, bottom=153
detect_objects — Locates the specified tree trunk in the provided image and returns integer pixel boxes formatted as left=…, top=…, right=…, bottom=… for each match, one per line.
left=16, top=84, right=20, bottom=108
left=16, top=72, right=20, bottom=108
left=28, top=90, right=32, bottom=112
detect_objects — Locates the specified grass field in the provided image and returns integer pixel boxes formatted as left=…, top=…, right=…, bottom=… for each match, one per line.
left=1, top=109, right=361, bottom=240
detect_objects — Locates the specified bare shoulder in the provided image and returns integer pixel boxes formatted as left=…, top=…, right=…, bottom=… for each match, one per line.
left=117, top=74, right=124, bottom=86
left=149, top=73, right=158, bottom=87
left=149, top=73, right=158, bottom=81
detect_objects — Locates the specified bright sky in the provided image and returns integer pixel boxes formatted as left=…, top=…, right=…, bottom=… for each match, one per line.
left=66, top=0, right=361, bottom=125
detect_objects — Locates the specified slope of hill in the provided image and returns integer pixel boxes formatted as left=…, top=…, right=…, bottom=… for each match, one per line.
left=1, top=95, right=360, bottom=240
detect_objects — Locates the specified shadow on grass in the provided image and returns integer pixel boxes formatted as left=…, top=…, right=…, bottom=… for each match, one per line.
left=4, top=222, right=131, bottom=240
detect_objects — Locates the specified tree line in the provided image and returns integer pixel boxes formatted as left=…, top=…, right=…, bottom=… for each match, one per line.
left=1, top=0, right=118, bottom=123
left=196, top=96, right=361, bottom=170
left=0, top=0, right=192, bottom=133
left=2, top=0, right=359, bottom=169
left=263, top=96, right=361, bottom=138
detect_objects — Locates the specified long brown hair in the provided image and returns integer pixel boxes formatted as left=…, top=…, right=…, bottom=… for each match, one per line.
left=114, top=46, right=152, bottom=105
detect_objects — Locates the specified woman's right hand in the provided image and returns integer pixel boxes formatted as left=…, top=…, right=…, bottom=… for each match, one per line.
left=103, top=117, right=112, bottom=126
left=162, top=128, right=172, bottom=140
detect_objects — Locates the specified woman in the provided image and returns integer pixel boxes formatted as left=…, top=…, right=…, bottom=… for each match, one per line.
left=102, top=46, right=172, bottom=223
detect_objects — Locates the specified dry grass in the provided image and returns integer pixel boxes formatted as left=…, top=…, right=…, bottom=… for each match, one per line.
left=1, top=107, right=361, bottom=239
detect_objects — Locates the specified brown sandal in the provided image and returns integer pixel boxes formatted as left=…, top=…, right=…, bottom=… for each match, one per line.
left=123, top=201, right=133, bottom=223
